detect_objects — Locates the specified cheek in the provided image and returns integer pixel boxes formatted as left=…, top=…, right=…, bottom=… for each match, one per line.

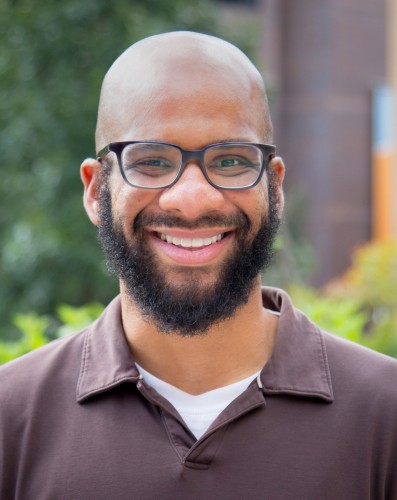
left=255, top=179, right=271, bottom=217
left=109, top=178, right=159, bottom=226
left=228, top=184, right=269, bottom=226
left=257, top=176, right=270, bottom=201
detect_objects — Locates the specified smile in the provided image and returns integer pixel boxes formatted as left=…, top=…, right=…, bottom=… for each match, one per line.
left=148, top=229, right=233, bottom=266
left=157, top=232, right=224, bottom=248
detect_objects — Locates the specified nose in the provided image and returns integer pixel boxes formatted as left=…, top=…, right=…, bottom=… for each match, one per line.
left=158, top=162, right=226, bottom=219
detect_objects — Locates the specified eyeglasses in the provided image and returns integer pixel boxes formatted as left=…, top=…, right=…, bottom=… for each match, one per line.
left=96, top=141, right=276, bottom=190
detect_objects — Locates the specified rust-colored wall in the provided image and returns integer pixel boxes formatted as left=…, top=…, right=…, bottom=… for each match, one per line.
left=261, top=0, right=386, bottom=285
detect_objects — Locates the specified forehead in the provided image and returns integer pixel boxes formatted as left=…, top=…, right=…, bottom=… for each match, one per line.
left=97, top=37, right=266, bottom=148
left=140, top=94, right=260, bottom=145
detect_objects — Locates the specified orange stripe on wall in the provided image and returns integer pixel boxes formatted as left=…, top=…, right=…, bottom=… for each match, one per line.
left=372, top=152, right=393, bottom=240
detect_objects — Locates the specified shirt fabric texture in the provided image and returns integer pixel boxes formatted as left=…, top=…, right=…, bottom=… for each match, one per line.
left=1, top=287, right=397, bottom=500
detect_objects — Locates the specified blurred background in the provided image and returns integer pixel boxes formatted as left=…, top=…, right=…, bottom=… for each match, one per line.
left=1, top=0, right=396, bottom=360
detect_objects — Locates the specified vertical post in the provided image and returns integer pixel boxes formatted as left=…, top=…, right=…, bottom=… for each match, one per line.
left=386, top=0, right=397, bottom=237
left=372, top=85, right=393, bottom=240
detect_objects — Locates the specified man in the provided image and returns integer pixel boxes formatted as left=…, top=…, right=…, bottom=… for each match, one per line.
left=0, top=32, right=396, bottom=500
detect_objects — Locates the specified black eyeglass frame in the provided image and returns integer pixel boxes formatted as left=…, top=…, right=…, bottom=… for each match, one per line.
left=96, top=141, right=276, bottom=190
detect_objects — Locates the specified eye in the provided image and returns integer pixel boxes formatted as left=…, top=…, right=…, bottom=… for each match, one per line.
left=218, top=158, right=243, bottom=167
left=133, top=158, right=173, bottom=169
left=208, top=155, right=258, bottom=176
left=124, top=157, right=176, bottom=178
left=211, top=156, right=249, bottom=168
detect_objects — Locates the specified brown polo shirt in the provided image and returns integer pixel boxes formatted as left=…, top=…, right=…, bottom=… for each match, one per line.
left=1, top=288, right=396, bottom=499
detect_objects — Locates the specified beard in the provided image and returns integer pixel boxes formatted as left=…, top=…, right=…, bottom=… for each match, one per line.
left=97, top=175, right=280, bottom=336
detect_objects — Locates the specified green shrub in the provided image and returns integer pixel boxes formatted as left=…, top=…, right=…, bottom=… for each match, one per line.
left=344, top=240, right=397, bottom=311
left=0, top=303, right=104, bottom=364
left=289, top=240, right=397, bottom=358
left=56, top=302, right=104, bottom=338
left=0, top=314, right=50, bottom=364
left=288, top=285, right=368, bottom=343
left=288, top=284, right=397, bottom=358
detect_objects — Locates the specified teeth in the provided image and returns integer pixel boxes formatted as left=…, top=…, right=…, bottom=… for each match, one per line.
left=181, top=238, right=192, bottom=247
left=158, top=232, right=224, bottom=248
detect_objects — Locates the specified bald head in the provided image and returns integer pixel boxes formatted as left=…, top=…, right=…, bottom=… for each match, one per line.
left=95, top=31, right=273, bottom=152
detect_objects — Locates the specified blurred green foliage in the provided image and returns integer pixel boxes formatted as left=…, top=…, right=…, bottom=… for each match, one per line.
left=56, top=302, right=104, bottom=337
left=289, top=241, right=397, bottom=358
left=288, top=286, right=368, bottom=342
left=0, top=303, right=104, bottom=364
left=1, top=0, right=264, bottom=340
left=344, top=240, right=397, bottom=310
left=0, top=313, right=50, bottom=364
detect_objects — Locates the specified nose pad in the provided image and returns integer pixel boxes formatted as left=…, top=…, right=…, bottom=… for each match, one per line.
left=158, top=162, right=226, bottom=218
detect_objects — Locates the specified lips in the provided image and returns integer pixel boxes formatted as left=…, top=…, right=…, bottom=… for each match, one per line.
left=148, top=228, right=233, bottom=266
left=157, top=232, right=224, bottom=248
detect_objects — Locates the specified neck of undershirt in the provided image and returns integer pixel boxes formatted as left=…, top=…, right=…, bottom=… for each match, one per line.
left=134, top=308, right=279, bottom=439
left=136, top=362, right=261, bottom=439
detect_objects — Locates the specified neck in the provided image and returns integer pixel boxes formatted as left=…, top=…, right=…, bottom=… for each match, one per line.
left=120, top=280, right=278, bottom=395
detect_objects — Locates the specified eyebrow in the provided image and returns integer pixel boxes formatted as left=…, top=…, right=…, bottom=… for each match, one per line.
left=205, top=138, right=256, bottom=144
left=136, top=138, right=258, bottom=146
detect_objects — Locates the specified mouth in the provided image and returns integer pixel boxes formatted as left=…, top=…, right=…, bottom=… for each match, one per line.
left=156, top=231, right=228, bottom=249
left=147, top=228, right=234, bottom=266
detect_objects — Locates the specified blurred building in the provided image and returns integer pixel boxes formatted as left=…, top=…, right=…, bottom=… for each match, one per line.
left=221, top=0, right=397, bottom=286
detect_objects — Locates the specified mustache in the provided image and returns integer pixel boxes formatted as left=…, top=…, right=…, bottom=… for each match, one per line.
left=133, top=211, right=251, bottom=232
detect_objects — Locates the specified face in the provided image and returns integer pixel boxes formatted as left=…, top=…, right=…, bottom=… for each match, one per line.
left=83, top=45, right=284, bottom=335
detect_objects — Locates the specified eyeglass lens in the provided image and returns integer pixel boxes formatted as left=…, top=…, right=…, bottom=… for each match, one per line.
left=120, top=143, right=264, bottom=189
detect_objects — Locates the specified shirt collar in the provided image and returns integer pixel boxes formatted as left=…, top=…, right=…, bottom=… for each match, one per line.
left=76, top=297, right=140, bottom=403
left=76, top=289, right=333, bottom=403
left=260, top=287, right=333, bottom=402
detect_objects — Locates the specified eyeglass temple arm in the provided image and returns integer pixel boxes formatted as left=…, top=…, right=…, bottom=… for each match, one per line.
left=96, top=145, right=111, bottom=159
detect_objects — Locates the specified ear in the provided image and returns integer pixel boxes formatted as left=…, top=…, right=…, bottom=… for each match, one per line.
left=80, top=158, right=103, bottom=226
left=268, top=156, right=285, bottom=217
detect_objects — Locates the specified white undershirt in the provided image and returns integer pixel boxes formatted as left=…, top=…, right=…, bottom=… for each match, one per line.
left=135, top=309, right=280, bottom=440
left=136, top=363, right=261, bottom=439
